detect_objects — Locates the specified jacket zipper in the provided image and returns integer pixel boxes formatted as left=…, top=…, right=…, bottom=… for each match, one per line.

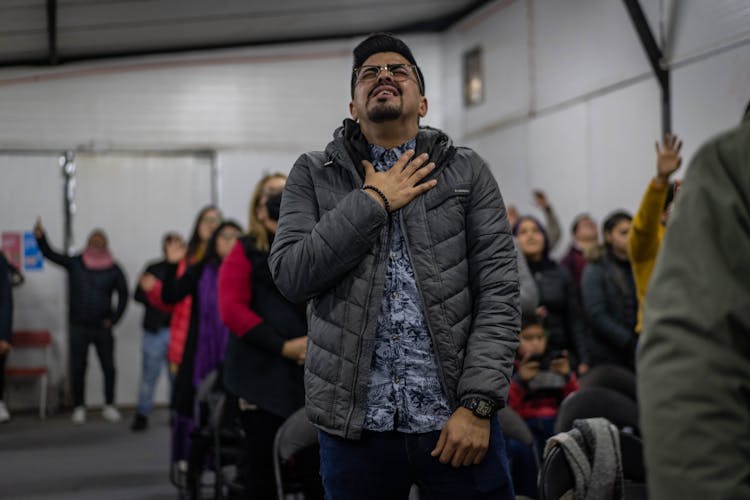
left=341, top=155, right=393, bottom=437
left=399, top=209, right=455, bottom=409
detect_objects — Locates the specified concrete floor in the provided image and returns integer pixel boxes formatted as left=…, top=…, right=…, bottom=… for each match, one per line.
left=0, top=407, right=176, bottom=500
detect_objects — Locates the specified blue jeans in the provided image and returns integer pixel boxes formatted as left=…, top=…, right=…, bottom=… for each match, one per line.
left=318, top=416, right=514, bottom=500
left=136, top=327, right=171, bottom=416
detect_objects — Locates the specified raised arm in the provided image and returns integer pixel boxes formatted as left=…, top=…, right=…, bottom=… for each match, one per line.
left=34, top=218, right=74, bottom=269
left=629, top=134, right=682, bottom=262
left=533, top=190, right=561, bottom=250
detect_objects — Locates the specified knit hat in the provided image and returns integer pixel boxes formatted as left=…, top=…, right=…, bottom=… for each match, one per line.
left=351, top=32, right=425, bottom=96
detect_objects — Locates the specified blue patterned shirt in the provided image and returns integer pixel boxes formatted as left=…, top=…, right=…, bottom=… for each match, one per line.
left=363, top=138, right=453, bottom=433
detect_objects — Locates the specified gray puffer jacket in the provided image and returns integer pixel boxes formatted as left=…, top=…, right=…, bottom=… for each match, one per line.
left=269, top=120, right=519, bottom=439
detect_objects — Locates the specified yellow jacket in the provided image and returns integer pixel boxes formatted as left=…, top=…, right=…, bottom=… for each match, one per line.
left=628, top=179, right=668, bottom=332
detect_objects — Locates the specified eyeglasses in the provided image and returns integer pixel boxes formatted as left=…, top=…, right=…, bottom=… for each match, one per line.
left=353, top=64, right=419, bottom=84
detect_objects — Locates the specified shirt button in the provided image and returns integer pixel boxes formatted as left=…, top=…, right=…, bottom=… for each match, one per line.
left=392, top=292, right=398, bottom=299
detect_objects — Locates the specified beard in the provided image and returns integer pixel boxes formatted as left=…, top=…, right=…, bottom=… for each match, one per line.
left=367, top=100, right=402, bottom=123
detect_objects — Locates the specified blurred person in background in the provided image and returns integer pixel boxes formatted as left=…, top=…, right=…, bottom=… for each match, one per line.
left=560, top=213, right=599, bottom=288
left=130, top=231, right=183, bottom=432
left=219, top=173, right=323, bottom=500
left=0, top=252, right=13, bottom=423
left=628, top=133, right=682, bottom=333
left=162, top=206, right=221, bottom=376
left=581, top=211, right=637, bottom=370
left=515, top=215, right=589, bottom=374
left=160, top=219, right=241, bottom=492
left=34, top=219, right=128, bottom=424
left=507, top=313, right=579, bottom=496
left=531, top=190, right=562, bottom=251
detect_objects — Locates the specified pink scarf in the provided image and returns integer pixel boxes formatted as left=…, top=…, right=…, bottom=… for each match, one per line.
left=81, top=248, right=114, bottom=270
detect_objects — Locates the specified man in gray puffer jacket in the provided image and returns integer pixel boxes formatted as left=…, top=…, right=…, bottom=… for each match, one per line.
left=270, top=33, right=519, bottom=500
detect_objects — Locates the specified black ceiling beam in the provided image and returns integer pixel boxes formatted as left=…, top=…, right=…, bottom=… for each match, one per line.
left=46, top=0, right=58, bottom=65
left=0, top=1, right=495, bottom=69
left=622, top=0, right=671, bottom=135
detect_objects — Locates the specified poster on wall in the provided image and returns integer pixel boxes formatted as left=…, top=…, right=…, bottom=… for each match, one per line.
left=23, top=231, right=43, bottom=271
left=1, top=231, right=22, bottom=269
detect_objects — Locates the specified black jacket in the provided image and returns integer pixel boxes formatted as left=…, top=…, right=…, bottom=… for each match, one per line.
left=37, top=234, right=128, bottom=327
left=222, top=235, right=306, bottom=419
left=581, top=248, right=637, bottom=369
left=161, top=260, right=205, bottom=417
left=134, top=259, right=172, bottom=333
left=0, top=253, right=12, bottom=342
left=529, top=259, right=589, bottom=365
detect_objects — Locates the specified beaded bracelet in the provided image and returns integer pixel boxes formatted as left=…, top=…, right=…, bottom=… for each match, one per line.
left=362, top=184, right=392, bottom=213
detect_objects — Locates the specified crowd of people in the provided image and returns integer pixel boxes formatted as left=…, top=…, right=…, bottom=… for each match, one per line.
left=0, top=32, right=747, bottom=500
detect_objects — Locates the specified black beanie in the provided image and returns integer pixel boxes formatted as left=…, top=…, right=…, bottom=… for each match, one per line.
left=351, top=33, right=425, bottom=96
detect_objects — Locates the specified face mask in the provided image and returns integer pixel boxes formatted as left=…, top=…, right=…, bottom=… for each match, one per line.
left=266, top=192, right=283, bottom=222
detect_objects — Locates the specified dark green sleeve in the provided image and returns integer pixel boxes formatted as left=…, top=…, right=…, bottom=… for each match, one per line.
left=638, top=123, right=750, bottom=499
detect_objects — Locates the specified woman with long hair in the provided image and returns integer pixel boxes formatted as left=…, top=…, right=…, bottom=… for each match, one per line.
left=167, top=206, right=221, bottom=371
left=160, top=218, right=241, bottom=494
left=219, top=173, right=322, bottom=500
left=581, top=211, right=637, bottom=369
left=514, top=216, right=590, bottom=374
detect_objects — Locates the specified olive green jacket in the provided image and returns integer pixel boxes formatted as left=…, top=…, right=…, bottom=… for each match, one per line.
left=638, top=114, right=750, bottom=499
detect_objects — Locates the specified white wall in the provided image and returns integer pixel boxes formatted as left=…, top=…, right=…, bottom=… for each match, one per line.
left=0, top=34, right=444, bottom=152
left=0, top=154, right=67, bottom=409
left=0, top=33, right=444, bottom=409
left=447, top=0, right=750, bottom=254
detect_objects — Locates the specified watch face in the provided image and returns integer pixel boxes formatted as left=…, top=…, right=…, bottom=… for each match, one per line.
left=475, top=400, right=493, bottom=417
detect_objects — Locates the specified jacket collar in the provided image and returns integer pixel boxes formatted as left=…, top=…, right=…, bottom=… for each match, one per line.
left=325, top=119, right=456, bottom=182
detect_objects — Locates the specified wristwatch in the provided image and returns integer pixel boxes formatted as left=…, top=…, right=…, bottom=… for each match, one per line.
left=461, top=398, right=496, bottom=419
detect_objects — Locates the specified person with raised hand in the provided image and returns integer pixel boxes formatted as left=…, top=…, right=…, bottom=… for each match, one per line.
left=33, top=218, right=128, bottom=425
left=628, top=133, right=682, bottom=333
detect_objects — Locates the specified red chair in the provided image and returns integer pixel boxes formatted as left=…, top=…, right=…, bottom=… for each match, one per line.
left=5, top=330, right=52, bottom=418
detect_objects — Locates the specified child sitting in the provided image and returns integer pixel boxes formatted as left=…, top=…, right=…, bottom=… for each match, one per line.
left=510, top=314, right=579, bottom=444
left=506, top=314, right=579, bottom=496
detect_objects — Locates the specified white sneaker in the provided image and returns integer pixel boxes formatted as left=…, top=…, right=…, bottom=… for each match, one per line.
left=0, top=401, right=10, bottom=423
left=101, top=405, right=122, bottom=423
left=71, top=406, right=86, bottom=425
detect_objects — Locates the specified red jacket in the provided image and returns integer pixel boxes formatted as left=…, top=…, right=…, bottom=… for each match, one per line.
left=509, top=370, right=579, bottom=419
left=217, top=241, right=263, bottom=338
left=560, top=245, right=587, bottom=288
